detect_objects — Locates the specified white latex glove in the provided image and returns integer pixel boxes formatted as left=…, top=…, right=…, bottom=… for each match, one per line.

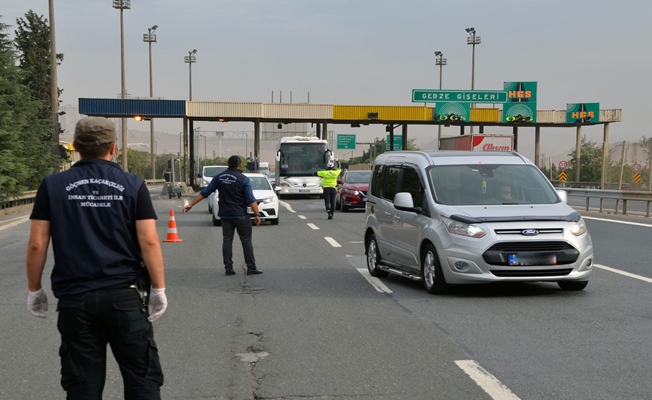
left=147, top=288, right=167, bottom=322
left=27, top=289, right=48, bottom=318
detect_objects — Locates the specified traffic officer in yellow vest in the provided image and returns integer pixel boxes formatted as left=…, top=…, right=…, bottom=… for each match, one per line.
left=316, top=162, right=342, bottom=219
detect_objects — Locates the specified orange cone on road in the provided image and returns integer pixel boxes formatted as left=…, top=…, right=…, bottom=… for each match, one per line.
left=163, top=209, right=183, bottom=242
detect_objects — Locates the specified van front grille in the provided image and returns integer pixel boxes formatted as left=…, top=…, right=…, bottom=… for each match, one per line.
left=490, top=269, right=573, bottom=277
left=483, top=241, right=579, bottom=266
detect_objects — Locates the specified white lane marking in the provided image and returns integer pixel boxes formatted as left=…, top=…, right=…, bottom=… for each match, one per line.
left=325, top=236, right=341, bottom=247
left=455, top=360, right=520, bottom=400
left=356, top=268, right=393, bottom=293
left=0, top=215, right=30, bottom=231
left=595, top=264, right=652, bottom=283
left=280, top=201, right=295, bottom=213
left=350, top=241, right=364, bottom=244
left=298, top=215, right=307, bottom=220
left=583, top=216, right=652, bottom=228
left=307, top=223, right=319, bottom=230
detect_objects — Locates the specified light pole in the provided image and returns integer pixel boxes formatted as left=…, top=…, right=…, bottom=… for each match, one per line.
left=184, top=49, right=197, bottom=100
left=143, top=24, right=157, bottom=179
left=48, top=0, right=60, bottom=166
left=466, top=27, right=481, bottom=133
left=194, top=127, right=201, bottom=179
left=113, top=0, right=130, bottom=171
left=434, top=51, right=447, bottom=148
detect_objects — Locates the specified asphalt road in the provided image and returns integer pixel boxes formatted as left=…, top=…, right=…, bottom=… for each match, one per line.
left=1, top=188, right=651, bottom=399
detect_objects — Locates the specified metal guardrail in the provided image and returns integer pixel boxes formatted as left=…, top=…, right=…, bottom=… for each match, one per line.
left=1, top=180, right=167, bottom=212
left=562, top=188, right=652, bottom=217
left=0, top=190, right=38, bottom=211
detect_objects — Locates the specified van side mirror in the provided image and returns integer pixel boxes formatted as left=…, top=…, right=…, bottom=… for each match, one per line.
left=556, top=189, right=568, bottom=203
left=197, top=173, right=202, bottom=178
left=394, top=192, right=426, bottom=215
left=394, top=192, right=414, bottom=208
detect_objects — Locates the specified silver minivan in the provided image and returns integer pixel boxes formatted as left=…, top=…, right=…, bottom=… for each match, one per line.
left=364, top=151, right=594, bottom=294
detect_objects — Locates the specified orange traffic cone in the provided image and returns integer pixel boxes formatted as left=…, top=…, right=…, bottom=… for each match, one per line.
left=163, top=209, right=183, bottom=242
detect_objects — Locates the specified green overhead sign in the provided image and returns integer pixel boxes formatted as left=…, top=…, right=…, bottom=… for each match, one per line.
left=337, top=134, right=356, bottom=150
left=503, top=81, right=538, bottom=123
left=386, top=135, right=403, bottom=150
left=566, top=103, right=600, bottom=124
left=412, top=89, right=508, bottom=103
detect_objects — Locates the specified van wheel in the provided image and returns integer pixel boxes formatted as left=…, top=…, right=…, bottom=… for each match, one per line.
left=212, top=213, right=221, bottom=226
left=558, top=281, right=588, bottom=291
left=270, top=217, right=279, bottom=225
left=422, top=244, right=448, bottom=294
left=208, top=204, right=212, bottom=213
left=366, top=234, right=388, bottom=277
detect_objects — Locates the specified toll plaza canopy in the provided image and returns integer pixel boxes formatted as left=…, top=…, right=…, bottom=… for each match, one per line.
left=79, top=98, right=622, bottom=185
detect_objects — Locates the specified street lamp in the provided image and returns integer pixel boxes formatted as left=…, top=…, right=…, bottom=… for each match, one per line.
left=466, top=27, right=481, bottom=134
left=113, top=0, right=131, bottom=171
left=434, top=51, right=447, bottom=148
left=143, top=24, right=158, bottom=179
left=184, top=49, right=197, bottom=100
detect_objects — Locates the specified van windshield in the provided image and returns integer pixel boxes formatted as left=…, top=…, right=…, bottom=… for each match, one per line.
left=428, top=164, right=559, bottom=205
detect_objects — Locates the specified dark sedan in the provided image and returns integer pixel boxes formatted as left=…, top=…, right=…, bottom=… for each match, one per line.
left=336, top=170, right=371, bottom=212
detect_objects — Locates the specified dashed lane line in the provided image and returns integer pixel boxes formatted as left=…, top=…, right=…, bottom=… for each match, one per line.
left=455, top=360, right=520, bottom=400
left=595, top=264, right=652, bottom=283
left=583, top=215, right=652, bottom=227
left=324, top=236, right=341, bottom=247
left=307, top=223, right=319, bottom=230
left=280, top=201, right=295, bottom=213
left=356, top=268, right=393, bottom=293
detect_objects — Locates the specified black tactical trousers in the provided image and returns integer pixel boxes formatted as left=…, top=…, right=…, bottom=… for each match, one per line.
left=57, top=287, right=163, bottom=400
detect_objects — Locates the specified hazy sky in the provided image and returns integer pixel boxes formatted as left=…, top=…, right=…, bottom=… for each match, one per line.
left=2, top=0, right=650, bottom=162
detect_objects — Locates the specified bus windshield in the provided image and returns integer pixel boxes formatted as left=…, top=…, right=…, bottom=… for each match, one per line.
left=279, top=142, right=327, bottom=177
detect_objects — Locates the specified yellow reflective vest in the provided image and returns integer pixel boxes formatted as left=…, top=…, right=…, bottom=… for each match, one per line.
left=317, top=168, right=341, bottom=188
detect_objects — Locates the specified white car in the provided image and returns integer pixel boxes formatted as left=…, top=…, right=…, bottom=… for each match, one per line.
left=210, top=173, right=281, bottom=226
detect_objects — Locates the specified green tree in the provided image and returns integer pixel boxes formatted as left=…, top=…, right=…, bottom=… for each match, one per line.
left=117, top=149, right=151, bottom=179
left=639, top=136, right=652, bottom=188
left=14, top=10, right=63, bottom=119
left=0, top=17, right=35, bottom=199
left=566, top=135, right=603, bottom=183
left=12, top=10, right=63, bottom=185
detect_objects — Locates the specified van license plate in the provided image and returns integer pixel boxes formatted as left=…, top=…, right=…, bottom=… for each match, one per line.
left=508, top=254, right=557, bottom=266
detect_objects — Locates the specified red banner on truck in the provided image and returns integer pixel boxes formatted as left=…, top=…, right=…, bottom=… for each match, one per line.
left=439, top=135, right=513, bottom=151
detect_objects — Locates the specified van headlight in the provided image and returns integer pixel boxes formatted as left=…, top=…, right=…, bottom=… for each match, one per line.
left=262, top=195, right=276, bottom=204
left=440, top=215, right=486, bottom=238
left=570, top=218, right=588, bottom=236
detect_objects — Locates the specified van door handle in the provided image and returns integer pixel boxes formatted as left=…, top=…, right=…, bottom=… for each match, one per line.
left=384, top=212, right=392, bottom=218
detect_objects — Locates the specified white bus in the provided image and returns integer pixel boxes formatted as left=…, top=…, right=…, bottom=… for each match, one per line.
left=274, top=136, right=334, bottom=197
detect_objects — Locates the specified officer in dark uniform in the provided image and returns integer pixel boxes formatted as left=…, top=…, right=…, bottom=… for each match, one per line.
left=26, top=116, right=168, bottom=399
left=183, top=155, right=263, bottom=276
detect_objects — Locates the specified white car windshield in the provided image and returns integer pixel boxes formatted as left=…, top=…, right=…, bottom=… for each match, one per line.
left=345, top=171, right=372, bottom=183
left=428, top=164, right=559, bottom=205
left=249, top=176, right=272, bottom=190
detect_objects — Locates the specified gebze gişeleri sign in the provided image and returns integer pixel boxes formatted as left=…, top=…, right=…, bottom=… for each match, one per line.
left=412, top=90, right=508, bottom=103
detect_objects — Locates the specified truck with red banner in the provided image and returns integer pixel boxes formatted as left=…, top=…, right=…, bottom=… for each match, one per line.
left=439, top=134, right=513, bottom=151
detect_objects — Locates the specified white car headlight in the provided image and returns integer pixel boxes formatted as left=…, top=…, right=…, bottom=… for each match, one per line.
left=570, top=217, right=588, bottom=236
left=440, top=215, right=486, bottom=238
left=262, top=195, right=276, bottom=204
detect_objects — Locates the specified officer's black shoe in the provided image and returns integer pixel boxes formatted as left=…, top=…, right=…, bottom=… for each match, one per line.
left=246, top=269, right=263, bottom=275
left=225, top=268, right=236, bottom=276
left=328, top=212, right=333, bottom=220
